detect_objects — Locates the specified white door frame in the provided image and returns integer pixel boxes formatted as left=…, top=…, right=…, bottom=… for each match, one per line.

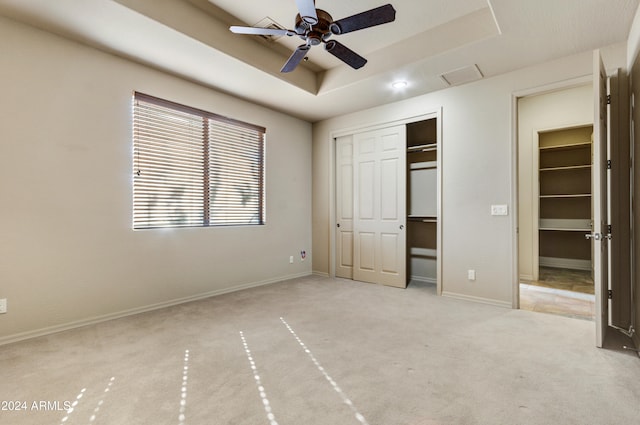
left=511, top=75, right=593, bottom=309
left=329, top=110, right=443, bottom=294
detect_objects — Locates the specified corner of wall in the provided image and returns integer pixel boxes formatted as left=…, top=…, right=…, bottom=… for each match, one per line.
left=627, top=3, right=640, bottom=70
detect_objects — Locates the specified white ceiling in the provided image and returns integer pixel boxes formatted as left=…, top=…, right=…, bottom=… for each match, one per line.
left=0, top=0, right=638, bottom=122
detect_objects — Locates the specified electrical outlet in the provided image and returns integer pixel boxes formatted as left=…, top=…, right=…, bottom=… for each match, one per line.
left=467, top=270, right=476, bottom=281
left=289, top=256, right=294, bottom=264
left=0, top=298, right=6, bottom=314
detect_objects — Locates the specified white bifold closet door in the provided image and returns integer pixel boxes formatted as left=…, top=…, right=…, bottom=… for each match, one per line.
left=336, top=135, right=355, bottom=279
left=335, top=125, right=407, bottom=288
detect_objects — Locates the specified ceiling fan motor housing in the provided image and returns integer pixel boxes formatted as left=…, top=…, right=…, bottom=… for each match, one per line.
left=295, top=9, right=333, bottom=44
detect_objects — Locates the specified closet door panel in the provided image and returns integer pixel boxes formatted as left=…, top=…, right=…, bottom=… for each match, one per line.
left=381, top=158, right=399, bottom=220
left=358, top=232, right=376, bottom=271
left=352, top=125, right=406, bottom=288
left=340, top=165, right=353, bottom=219
left=335, top=135, right=354, bottom=279
left=381, top=232, right=400, bottom=274
left=358, top=160, right=376, bottom=220
left=359, top=136, right=376, bottom=154
left=339, top=232, right=353, bottom=269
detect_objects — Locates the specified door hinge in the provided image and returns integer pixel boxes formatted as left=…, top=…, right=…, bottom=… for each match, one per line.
left=608, top=290, right=613, bottom=299
left=607, top=224, right=612, bottom=234
left=607, top=94, right=611, bottom=105
left=607, top=160, right=612, bottom=169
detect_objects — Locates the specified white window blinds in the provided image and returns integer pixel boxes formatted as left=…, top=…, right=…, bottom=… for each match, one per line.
left=133, top=92, right=265, bottom=229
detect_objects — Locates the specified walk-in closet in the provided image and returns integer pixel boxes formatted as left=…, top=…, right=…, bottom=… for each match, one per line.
left=538, top=125, right=593, bottom=274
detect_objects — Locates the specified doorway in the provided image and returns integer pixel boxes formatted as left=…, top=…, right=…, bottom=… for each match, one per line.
left=517, top=84, right=596, bottom=320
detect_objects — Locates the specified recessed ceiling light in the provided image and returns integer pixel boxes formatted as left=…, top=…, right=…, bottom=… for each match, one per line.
left=391, top=81, right=408, bottom=89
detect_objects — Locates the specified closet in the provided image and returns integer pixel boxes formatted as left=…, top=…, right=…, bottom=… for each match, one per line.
left=407, top=119, right=439, bottom=285
left=334, top=114, right=441, bottom=290
left=538, top=125, right=593, bottom=271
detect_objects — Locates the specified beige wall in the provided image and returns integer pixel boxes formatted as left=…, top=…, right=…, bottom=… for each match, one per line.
left=517, top=84, right=593, bottom=281
left=0, top=16, right=312, bottom=343
left=313, top=46, right=627, bottom=307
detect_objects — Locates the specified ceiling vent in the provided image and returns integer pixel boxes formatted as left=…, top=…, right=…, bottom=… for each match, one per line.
left=253, top=17, right=287, bottom=42
left=440, top=64, right=483, bottom=87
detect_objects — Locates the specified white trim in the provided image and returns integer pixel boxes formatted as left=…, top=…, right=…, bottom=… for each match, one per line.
left=511, top=93, right=520, bottom=309
left=519, top=273, right=535, bottom=282
left=436, top=107, right=443, bottom=296
left=330, top=113, right=439, bottom=140
left=442, top=291, right=512, bottom=309
left=539, top=256, right=592, bottom=271
left=532, top=129, right=541, bottom=281
left=511, top=75, right=594, bottom=311
left=0, top=272, right=312, bottom=346
left=513, top=75, right=592, bottom=99
left=486, top=0, right=502, bottom=35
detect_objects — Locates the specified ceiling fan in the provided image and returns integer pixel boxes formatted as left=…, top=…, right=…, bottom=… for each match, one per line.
left=229, top=0, right=396, bottom=73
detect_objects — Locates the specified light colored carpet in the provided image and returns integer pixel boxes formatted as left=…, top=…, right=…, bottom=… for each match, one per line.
left=1, top=275, right=639, bottom=425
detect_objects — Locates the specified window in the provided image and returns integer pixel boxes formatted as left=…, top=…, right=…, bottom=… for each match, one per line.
left=132, top=92, right=265, bottom=229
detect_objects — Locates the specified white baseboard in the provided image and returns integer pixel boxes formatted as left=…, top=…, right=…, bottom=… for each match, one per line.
left=519, top=274, right=534, bottom=282
left=312, top=271, right=330, bottom=278
left=0, top=272, right=312, bottom=347
left=442, top=291, right=513, bottom=309
left=539, top=257, right=592, bottom=271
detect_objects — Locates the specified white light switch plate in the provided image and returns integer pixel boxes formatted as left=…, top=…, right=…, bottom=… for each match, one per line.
left=0, top=299, right=6, bottom=314
left=491, top=204, right=508, bottom=216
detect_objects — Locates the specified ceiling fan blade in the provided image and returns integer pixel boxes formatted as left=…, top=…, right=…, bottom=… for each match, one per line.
left=324, top=40, right=367, bottom=70
left=296, top=0, right=318, bottom=25
left=230, top=26, right=295, bottom=37
left=330, top=4, right=396, bottom=35
left=281, top=45, right=311, bottom=73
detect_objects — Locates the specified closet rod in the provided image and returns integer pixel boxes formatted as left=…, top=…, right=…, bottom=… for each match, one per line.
left=408, top=216, right=437, bottom=223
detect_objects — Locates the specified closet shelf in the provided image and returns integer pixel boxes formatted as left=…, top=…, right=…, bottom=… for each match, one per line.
left=540, top=193, right=591, bottom=199
left=539, top=219, right=591, bottom=232
left=410, top=160, right=437, bottom=170
left=410, top=247, right=437, bottom=258
left=540, top=164, right=591, bottom=171
left=539, top=141, right=591, bottom=151
left=539, top=227, right=591, bottom=232
left=407, top=143, right=437, bottom=153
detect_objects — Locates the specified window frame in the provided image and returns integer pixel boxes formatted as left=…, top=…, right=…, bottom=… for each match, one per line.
left=132, top=92, right=266, bottom=230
